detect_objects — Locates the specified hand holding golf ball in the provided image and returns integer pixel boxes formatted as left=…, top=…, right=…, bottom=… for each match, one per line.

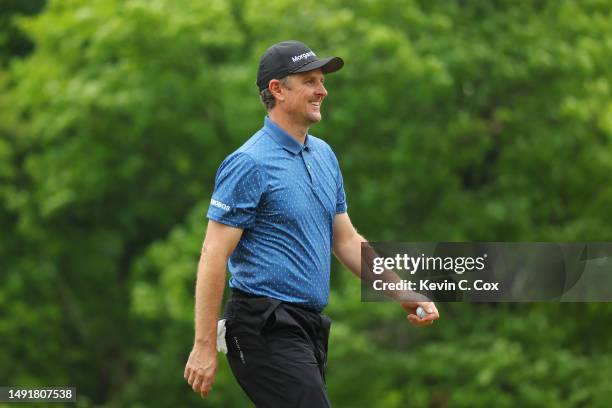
left=402, top=302, right=439, bottom=326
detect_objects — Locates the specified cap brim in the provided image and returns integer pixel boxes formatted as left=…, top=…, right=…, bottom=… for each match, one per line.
left=292, top=56, right=344, bottom=75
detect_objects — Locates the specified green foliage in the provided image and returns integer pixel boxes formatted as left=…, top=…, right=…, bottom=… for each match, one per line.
left=2, top=0, right=612, bottom=406
left=0, top=0, right=46, bottom=67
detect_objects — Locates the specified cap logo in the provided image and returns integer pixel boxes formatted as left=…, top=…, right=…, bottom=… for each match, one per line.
left=291, top=51, right=316, bottom=63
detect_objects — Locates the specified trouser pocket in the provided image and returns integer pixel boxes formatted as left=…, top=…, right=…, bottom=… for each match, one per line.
left=223, top=296, right=282, bottom=362
left=317, top=315, right=332, bottom=381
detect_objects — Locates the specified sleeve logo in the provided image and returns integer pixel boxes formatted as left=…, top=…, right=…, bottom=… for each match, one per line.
left=210, top=199, right=231, bottom=212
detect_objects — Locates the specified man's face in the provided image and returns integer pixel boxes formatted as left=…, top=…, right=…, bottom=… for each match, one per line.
left=279, top=69, right=328, bottom=126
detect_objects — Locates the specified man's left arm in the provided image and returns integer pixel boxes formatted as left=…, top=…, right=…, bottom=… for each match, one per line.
left=332, top=212, right=439, bottom=326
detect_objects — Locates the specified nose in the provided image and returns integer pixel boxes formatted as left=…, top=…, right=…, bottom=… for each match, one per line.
left=316, top=82, right=328, bottom=97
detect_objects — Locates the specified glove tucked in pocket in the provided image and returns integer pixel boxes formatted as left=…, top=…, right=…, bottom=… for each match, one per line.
left=217, top=319, right=228, bottom=354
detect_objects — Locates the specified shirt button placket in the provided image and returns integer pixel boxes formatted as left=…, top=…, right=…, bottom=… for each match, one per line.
left=303, top=151, right=320, bottom=193
left=302, top=151, right=314, bottom=183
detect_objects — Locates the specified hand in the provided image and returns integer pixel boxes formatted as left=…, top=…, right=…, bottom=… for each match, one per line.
left=184, top=344, right=217, bottom=398
left=400, top=301, right=439, bottom=327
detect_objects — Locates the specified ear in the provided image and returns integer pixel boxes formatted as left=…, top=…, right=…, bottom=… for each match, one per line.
left=268, top=79, right=284, bottom=102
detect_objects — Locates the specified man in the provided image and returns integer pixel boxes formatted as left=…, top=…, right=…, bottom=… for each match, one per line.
left=184, top=40, right=439, bottom=407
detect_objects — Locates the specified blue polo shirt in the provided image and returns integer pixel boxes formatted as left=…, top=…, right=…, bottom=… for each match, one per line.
left=207, top=116, right=347, bottom=311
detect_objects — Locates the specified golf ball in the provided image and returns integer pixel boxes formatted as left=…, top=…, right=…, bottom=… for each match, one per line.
left=416, top=306, right=428, bottom=319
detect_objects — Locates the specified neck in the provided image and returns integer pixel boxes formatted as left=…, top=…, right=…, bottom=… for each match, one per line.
left=268, top=110, right=308, bottom=144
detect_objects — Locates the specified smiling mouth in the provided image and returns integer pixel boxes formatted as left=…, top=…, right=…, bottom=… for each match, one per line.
left=310, top=101, right=321, bottom=108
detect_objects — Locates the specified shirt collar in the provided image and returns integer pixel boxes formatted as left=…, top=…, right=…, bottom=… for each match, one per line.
left=264, top=116, right=310, bottom=155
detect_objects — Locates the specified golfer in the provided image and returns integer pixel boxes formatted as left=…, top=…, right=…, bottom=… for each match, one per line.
left=184, top=40, right=439, bottom=407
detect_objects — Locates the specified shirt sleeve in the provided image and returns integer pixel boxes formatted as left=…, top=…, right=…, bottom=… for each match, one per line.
left=335, top=157, right=347, bottom=214
left=207, top=152, right=265, bottom=228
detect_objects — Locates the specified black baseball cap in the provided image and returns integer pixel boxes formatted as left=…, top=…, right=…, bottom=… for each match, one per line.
left=256, top=40, right=344, bottom=92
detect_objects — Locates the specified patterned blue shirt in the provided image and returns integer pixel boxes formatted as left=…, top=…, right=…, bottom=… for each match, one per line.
left=207, top=116, right=347, bottom=311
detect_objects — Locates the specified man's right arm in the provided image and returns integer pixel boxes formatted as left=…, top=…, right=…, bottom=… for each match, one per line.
left=184, top=219, right=243, bottom=397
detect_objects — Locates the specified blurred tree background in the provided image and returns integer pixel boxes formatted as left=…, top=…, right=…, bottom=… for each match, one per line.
left=1, top=0, right=612, bottom=407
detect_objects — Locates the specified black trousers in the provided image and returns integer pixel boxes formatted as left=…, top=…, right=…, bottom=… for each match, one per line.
left=223, top=289, right=332, bottom=408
